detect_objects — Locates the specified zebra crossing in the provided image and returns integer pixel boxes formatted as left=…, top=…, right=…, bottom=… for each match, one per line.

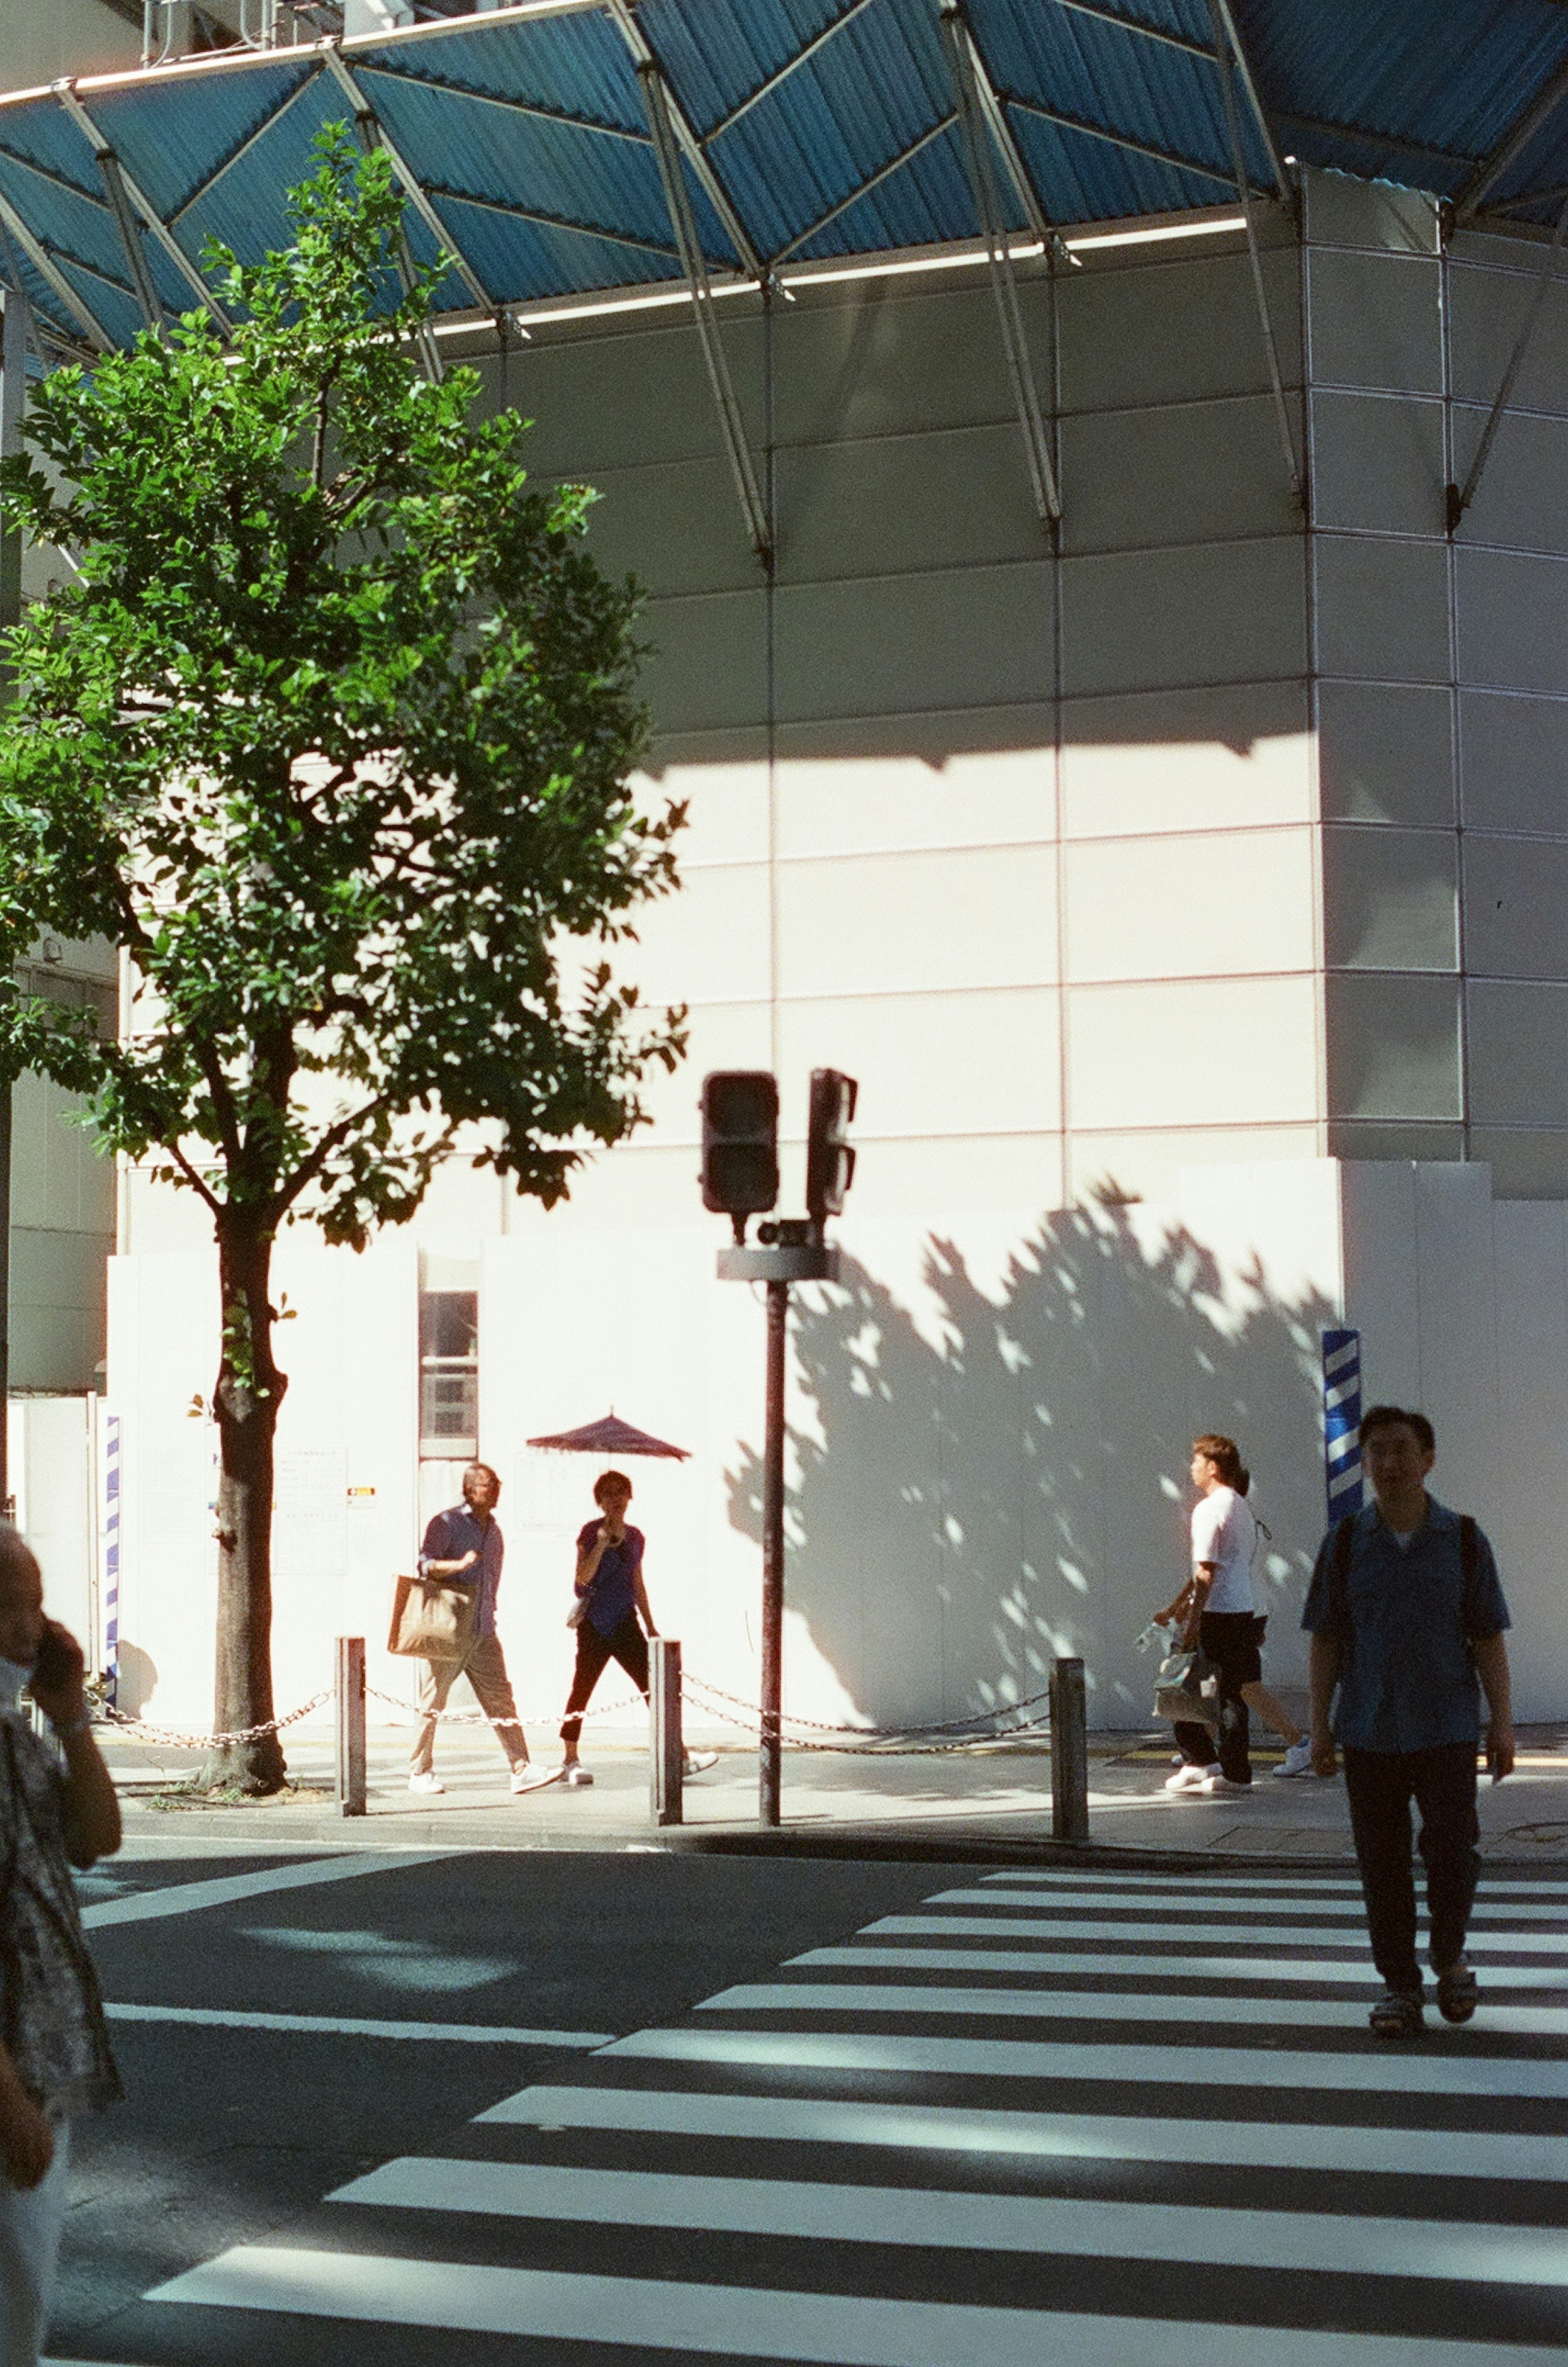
left=140, top=1862, right=1568, bottom=2363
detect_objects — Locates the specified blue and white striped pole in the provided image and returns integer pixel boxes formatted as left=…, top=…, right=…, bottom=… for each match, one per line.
left=1322, top=1328, right=1363, bottom=1527
left=103, top=1413, right=120, bottom=1710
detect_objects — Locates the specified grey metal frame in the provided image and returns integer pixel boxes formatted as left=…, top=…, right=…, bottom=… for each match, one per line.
left=770, top=118, right=958, bottom=265
left=55, top=81, right=231, bottom=336
left=321, top=43, right=502, bottom=322
left=636, top=60, right=771, bottom=566
left=941, top=1, right=1060, bottom=530
left=0, top=190, right=111, bottom=352
left=1208, top=0, right=1291, bottom=202
left=1208, top=0, right=1301, bottom=501
left=1454, top=57, right=1568, bottom=227
left=606, top=0, right=763, bottom=283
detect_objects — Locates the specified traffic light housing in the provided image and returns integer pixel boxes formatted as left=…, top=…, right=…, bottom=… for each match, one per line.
left=806, top=1068, right=858, bottom=1224
left=700, top=1070, right=779, bottom=1234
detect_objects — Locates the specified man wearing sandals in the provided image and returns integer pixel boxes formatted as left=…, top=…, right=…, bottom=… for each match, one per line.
left=1303, top=1404, right=1515, bottom=2039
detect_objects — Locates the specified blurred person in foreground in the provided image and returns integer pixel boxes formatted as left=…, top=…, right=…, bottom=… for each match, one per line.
left=0, top=1523, right=120, bottom=2365
left=1304, top=1405, right=1514, bottom=2039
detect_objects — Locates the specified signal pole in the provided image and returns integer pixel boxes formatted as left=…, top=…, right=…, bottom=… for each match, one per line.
left=705, top=1068, right=856, bottom=1828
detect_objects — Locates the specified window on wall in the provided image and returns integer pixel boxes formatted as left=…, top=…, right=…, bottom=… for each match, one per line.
left=419, top=1290, right=479, bottom=1461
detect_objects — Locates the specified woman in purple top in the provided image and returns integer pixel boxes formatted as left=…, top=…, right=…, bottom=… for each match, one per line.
left=557, top=1470, right=715, bottom=1786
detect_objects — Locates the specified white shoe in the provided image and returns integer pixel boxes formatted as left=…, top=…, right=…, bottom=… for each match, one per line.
left=1199, top=1772, right=1254, bottom=1795
left=1274, top=1738, right=1316, bottom=1779
left=1164, top=1763, right=1219, bottom=1792
left=511, top=1765, right=559, bottom=1794
left=408, top=1771, right=444, bottom=1796
left=562, top=1763, right=594, bottom=1788
left=683, top=1751, right=719, bottom=1776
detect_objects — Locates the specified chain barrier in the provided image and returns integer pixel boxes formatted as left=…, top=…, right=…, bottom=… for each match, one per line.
left=682, top=1670, right=1055, bottom=1743
left=91, top=1669, right=1054, bottom=1760
left=679, top=1672, right=1052, bottom=1757
left=364, top=1683, right=647, bottom=1728
left=94, top=1692, right=332, bottom=1752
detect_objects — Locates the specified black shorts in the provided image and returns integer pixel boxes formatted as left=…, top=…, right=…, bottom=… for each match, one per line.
left=1199, top=1609, right=1266, bottom=1689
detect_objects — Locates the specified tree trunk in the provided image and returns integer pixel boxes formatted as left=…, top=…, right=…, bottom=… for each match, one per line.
left=203, top=1216, right=289, bottom=1793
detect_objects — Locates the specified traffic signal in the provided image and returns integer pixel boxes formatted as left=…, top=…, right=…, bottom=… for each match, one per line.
left=700, top=1070, right=779, bottom=1231
left=806, top=1068, right=858, bottom=1224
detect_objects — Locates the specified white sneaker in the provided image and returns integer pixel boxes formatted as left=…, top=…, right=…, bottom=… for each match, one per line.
left=1274, top=1738, right=1316, bottom=1779
left=408, top=1770, right=444, bottom=1796
left=562, top=1763, right=594, bottom=1788
left=510, top=1765, right=559, bottom=1794
left=683, top=1751, right=719, bottom=1776
left=1164, top=1763, right=1219, bottom=1792
left=1199, top=1772, right=1254, bottom=1795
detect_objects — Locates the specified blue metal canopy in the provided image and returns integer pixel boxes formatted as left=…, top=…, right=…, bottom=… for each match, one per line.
left=0, top=0, right=1563, bottom=357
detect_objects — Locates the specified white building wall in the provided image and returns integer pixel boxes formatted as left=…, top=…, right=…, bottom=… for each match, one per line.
left=107, top=184, right=1568, bottom=1734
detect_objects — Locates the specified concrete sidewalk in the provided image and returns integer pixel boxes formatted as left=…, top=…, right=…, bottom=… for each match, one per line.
left=102, top=1721, right=1568, bottom=1867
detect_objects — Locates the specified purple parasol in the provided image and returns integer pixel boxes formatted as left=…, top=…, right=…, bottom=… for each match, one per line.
left=525, top=1411, right=690, bottom=1461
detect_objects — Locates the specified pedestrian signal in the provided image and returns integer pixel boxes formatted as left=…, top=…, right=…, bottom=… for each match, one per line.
left=700, top=1070, right=779, bottom=1228
left=806, top=1068, right=858, bottom=1223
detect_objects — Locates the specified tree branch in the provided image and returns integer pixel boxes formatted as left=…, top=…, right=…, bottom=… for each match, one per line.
left=167, top=1139, right=224, bottom=1217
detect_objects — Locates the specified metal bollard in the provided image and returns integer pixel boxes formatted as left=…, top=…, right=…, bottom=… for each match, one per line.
left=1049, top=1654, right=1089, bottom=1843
left=335, top=1635, right=366, bottom=1818
left=650, top=1635, right=683, bottom=1827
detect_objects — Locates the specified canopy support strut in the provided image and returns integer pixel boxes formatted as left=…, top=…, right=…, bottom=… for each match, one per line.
left=637, top=62, right=772, bottom=569
left=1447, top=191, right=1568, bottom=534
left=940, top=1, right=1060, bottom=531
left=0, top=189, right=110, bottom=353
left=607, top=0, right=765, bottom=285
left=320, top=42, right=520, bottom=349
left=55, top=81, right=230, bottom=337
left=1208, top=0, right=1290, bottom=201
left=1209, top=0, right=1301, bottom=503
left=1454, top=58, right=1568, bottom=226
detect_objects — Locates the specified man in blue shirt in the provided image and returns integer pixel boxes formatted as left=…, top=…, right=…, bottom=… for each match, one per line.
left=1303, top=1404, right=1515, bottom=2038
left=410, top=1463, right=543, bottom=1796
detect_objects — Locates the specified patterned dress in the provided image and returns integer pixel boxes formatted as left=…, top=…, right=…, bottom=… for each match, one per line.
left=0, top=1715, right=118, bottom=2120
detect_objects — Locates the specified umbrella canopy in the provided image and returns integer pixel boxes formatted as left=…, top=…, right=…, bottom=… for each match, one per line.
left=525, top=1412, right=690, bottom=1461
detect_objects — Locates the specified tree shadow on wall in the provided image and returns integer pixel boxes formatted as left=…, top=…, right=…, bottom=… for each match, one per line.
left=726, top=1204, right=1336, bottom=1735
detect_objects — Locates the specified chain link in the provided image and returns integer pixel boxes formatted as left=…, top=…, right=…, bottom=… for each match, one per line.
left=679, top=1674, right=1052, bottom=1757
left=681, top=1670, right=1055, bottom=1742
left=96, top=1692, right=331, bottom=1752
left=364, top=1684, right=647, bottom=1727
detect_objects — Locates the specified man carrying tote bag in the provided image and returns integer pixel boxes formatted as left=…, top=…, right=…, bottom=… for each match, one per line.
left=399, top=1463, right=543, bottom=1797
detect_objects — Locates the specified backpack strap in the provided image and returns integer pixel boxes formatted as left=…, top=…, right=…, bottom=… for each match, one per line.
left=1329, top=1513, right=1357, bottom=1634
left=1459, top=1513, right=1478, bottom=1587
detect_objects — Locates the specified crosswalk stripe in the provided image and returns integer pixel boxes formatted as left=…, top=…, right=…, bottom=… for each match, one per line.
left=931, top=1887, right=1568, bottom=1924
left=698, top=1980, right=1568, bottom=2037
left=869, top=1913, right=1568, bottom=1954
left=103, top=2002, right=611, bottom=2047
left=793, top=1944, right=1568, bottom=1988
left=327, top=2154, right=1568, bottom=2288
left=142, top=2246, right=1568, bottom=2364
left=604, top=2025, right=1568, bottom=2098
left=980, top=1870, right=1568, bottom=1897
left=480, top=2081, right=1568, bottom=2181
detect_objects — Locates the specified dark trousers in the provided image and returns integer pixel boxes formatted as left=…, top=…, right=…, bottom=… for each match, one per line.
left=1342, top=1742, right=1480, bottom=1992
left=1173, top=1611, right=1263, bottom=1782
left=561, top=1614, right=649, bottom=1747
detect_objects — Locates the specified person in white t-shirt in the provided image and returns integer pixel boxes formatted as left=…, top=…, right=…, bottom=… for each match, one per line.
left=1155, top=1434, right=1316, bottom=1796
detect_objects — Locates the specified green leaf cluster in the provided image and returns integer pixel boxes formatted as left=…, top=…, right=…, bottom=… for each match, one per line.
left=0, top=127, right=685, bottom=1249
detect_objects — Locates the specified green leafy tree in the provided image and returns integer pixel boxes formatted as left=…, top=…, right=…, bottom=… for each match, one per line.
left=0, top=132, right=683, bottom=1790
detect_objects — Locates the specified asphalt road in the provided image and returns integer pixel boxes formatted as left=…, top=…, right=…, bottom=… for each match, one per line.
left=55, top=1843, right=951, bottom=2361
left=49, top=1846, right=1568, bottom=2366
